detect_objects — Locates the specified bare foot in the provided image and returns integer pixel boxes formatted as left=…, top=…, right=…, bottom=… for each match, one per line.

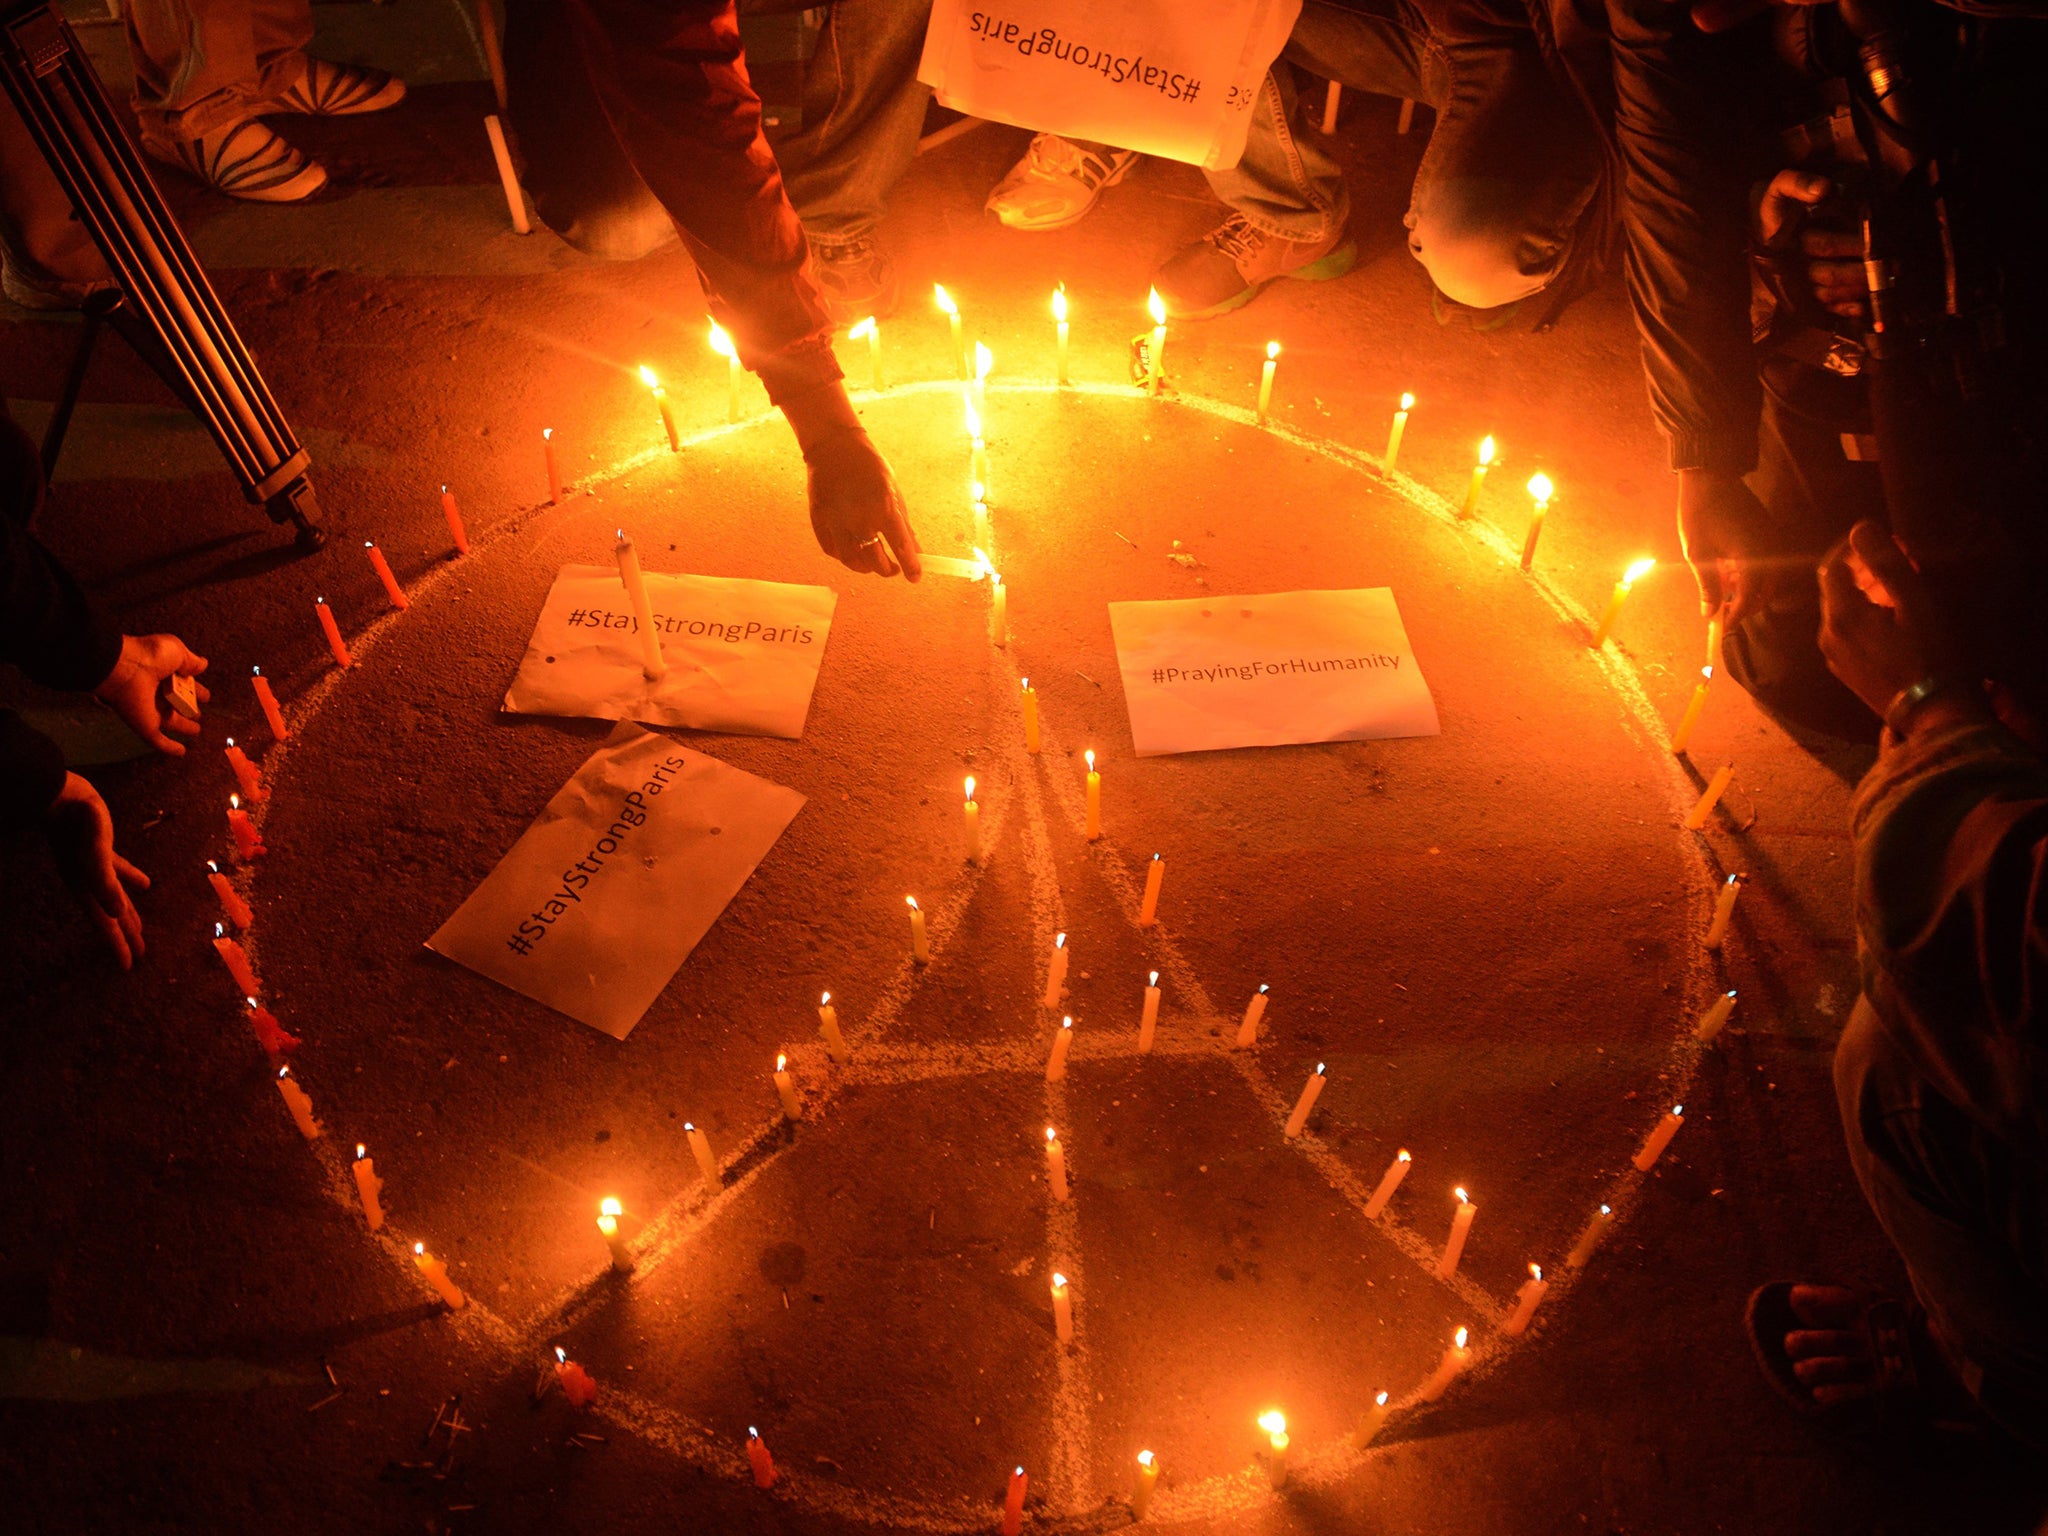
left=1784, top=1283, right=1880, bottom=1407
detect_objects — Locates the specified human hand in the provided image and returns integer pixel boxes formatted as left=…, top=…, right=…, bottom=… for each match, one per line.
left=805, top=427, right=923, bottom=581
left=46, top=771, right=149, bottom=969
left=92, top=633, right=209, bottom=755
left=1817, top=522, right=1956, bottom=719
left=1678, top=469, right=1777, bottom=622
left=1756, top=169, right=1866, bottom=322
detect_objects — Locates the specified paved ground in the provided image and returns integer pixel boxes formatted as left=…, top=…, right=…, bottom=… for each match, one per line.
left=3, top=3, right=2046, bottom=1533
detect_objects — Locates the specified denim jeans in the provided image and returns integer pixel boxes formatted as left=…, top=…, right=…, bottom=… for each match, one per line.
left=1208, top=0, right=1604, bottom=309
left=1835, top=998, right=2048, bottom=1449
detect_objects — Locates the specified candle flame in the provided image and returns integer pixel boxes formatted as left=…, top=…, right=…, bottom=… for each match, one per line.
left=776, top=1054, right=789, bottom=1072
left=208, top=860, right=220, bottom=873
left=1147, top=287, right=1167, bottom=326
left=543, top=427, right=552, bottom=441
left=1021, top=677, right=1031, bottom=691
left=555, top=1345, right=567, bottom=1363
left=1138, top=1450, right=1154, bottom=1469
left=416, top=1242, right=427, bottom=1257
left=848, top=316, right=876, bottom=341
left=1702, top=666, right=1714, bottom=682
left=1726, top=988, right=1738, bottom=999
left=251, top=666, right=261, bottom=676
left=1623, top=556, right=1657, bottom=585
left=749, top=1426, right=761, bottom=1440
left=226, top=737, right=235, bottom=746
left=230, top=793, right=240, bottom=810
left=1055, top=932, right=1066, bottom=949
left=972, top=478, right=986, bottom=504
left=1258, top=983, right=1269, bottom=995
left=1477, top=435, right=1497, bottom=467
left=1453, top=1326, right=1469, bottom=1350
left=933, top=284, right=958, bottom=317
left=821, top=992, right=831, bottom=1006
left=1084, top=749, right=1096, bottom=772
left=277, top=1064, right=289, bottom=1080
left=1014, top=1467, right=1025, bottom=1478
left=1046, top=1126, right=1058, bottom=1142
left=1527, top=472, right=1554, bottom=503
left=1315, top=1063, right=1326, bottom=1075
left=1060, top=1016, right=1073, bottom=1032
left=1149, top=970, right=1159, bottom=986
left=1399, top=391, right=1416, bottom=411
left=1265, top=340, right=1280, bottom=360
left=684, top=1121, right=695, bottom=1132
left=708, top=320, right=737, bottom=359
left=1375, top=1389, right=1390, bottom=1407
left=1530, top=1263, right=1543, bottom=1280
left=1455, top=1187, right=1469, bottom=1204
left=1258, top=1410, right=1287, bottom=1437
left=965, top=776, right=976, bottom=801
left=975, top=341, right=993, bottom=380
left=1600, top=1204, right=1612, bottom=1216
left=972, top=548, right=996, bottom=580
left=1051, top=1271, right=1067, bottom=1289
left=638, top=364, right=660, bottom=388
left=355, top=1143, right=367, bottom=1159
left=600, top=1196, right=622, bottom=1218
left=1051, top=285, right=1067, bottom=323
left=1398, top=1149, right=1412, bottom=1162
left=1672, top=1104, right=1684, bottom=1116
left=215, top=922, right=225, bottom=938
left=906, top=896, right=920, bottom=911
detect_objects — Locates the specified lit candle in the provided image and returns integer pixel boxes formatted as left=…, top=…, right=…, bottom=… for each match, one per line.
left=1022, top=678, right=1041, bottom=753
left=207, top=861, right=252, bottom=929
left=1694, top=988, right=1739, bottom=1043
left=1132, top=1450, right=1158, bottom=1520
left=1145, top=287, right=1167, bottom=397
left=1050, top=1270, right=1074, bottom=1344
left=597, top=1196, right=630, bottom=1272
left=747, top=1426, right=776, bottom=1489
left=415, top=1244, right=466, bottom=1308
left=250, top=668, right=288, bottom=742
left=972, top=340, right=993, bottom=419
left=773, top=1053, right=802, bottom=1122
left=1043, top=932, right=1068, bottom=1007
left=638, top=365, right=680, bottom=451
left=1634, top=1104, right=1685, bottom=1170
left=1046, top=1015, right=1075, bottom=1082
left=1416, top=1327, right=1469, bottom=1402
left=553, top=1346, right=595, bottom=1406
left=364, top=541, right=409, bottom=610
left=908, top=896, right=930, bottom=964
left=1355, top=1390, right=1391, bottom=1448
left=1459, top=435, right=1496, bottom=519
left=1052, top=285, right=1070, bottom=386
left=224, top=737, right=266, bottom=801
left=1045, top=1126, right=1069, bottom=1202
left=1706, top=606, right=1725, bottom=670
left=935, top=284, right=967, bottom=380
left=1503, top=1263, right=1549, bottom=1337
left=353, top=1144, right=385, bottom=1230
left=1084, top=749, right=1101, bottom=840
left=1436, top=1187, right=1477, bottom=1279
left=1256, top=341, right=1280, bottom=423
left=1138, top=970, right=1160, bottom=1053
left=227, top=793, right=265, bottom=861
left=1520, top=472, right=1552, bottom=571
left=440, top=485, right=469, bottom=557
left=1001, top=1467, right=1027, bottom=1536
left=1684, top=767, right=1735, bottom=831
left=1235, top=984, right=1269, bottom=1047
left=964, top=399, right=990, bottom=495
left=1384, top=392, right=1414, bottom=469
left=849, top=316, right=883, bottom=391
left=818, top=992, right=849, bottom=1061
left=314, top=597, right=351, bottom=669
left=1670, top=667, right=1713, bottom=755
left=614, top=528, right=667, bottom=680
left=214, top=922, right=260, bottom=995
left=1565, top=1203, right=1612, bottom=1267
left=1695, top=876, right=1744, bottom=950
left=1592, top=557, right=1656, bottom=646
left=1259, top=1410, right=1289, bottom=1489
left=247, top=997, right=298, bottom=1058
left=1137, top=853, right=1165, bottom=926
left=989, top=573, right=1008, bottom=648
left=1362, top=1148, right=1412, bottom=1217
left=708, top=320, right=741, bottom=422
left=1283, top=1062, right=1327, bottom=1139
left=685, top=1120, right=719, bottom=1185
left=973, top=479, right=990, bottom=552
left=544, top=428, right=562, bottom=502
left=274, top=1063, right=320, bottom=1139
left=483, top=113, right=530, bottom=233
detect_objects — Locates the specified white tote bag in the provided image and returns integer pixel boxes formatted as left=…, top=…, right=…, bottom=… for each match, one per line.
left=916, top=0, right=1303, bottom=171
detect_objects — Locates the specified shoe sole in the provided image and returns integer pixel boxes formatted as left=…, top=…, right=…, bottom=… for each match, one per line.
left=1176, top=241, right=1358, bottom=321
left=987, top=153, right=1139, bottom=233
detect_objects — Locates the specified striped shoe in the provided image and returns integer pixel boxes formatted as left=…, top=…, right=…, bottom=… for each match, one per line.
left=273, top=58, right=407, bottom=116
left=143, top=119, right=328, bottom=203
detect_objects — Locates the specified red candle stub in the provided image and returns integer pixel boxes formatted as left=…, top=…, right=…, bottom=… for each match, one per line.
left=746, top=1427, right=776, bottom=1488
left=247, top=998, right=298, bottom=1058
left=213, top=925, right=260, bottom=996
left=227, top=794, right=266, bottom=861
left=440, top=486, right=469, bottom=557
left=207, top=861, right=253, bottom=930
left=1001, top=1466, right=1027, bottom=1536
left=224, top=738, right=267, bottom=802
left=315, top=598, right=352, bottom=669
left=554, top=1347, right=597, bottom=1409
left=364, top=541, right=410, bottom=610
left=250, top=669, right=289, bottom=742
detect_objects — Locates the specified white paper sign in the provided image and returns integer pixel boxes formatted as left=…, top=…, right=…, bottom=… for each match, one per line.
left=426, top=728, right=805, bottom=1039
left=504, top=566, right=836, bottom=738
left=1108, top=588, right=1440, bottom=756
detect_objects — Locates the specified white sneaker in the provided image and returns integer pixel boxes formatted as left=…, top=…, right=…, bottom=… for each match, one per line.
left=143, top=118, right=327, bottom=203
left=984, top=135, right=1139, bottom=232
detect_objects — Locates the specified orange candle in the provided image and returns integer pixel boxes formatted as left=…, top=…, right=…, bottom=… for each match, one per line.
left=1503, top=1263, right=1548, bottom=1336
left=1235, top=984, right=1269, bottom=1047
left=249, top=668, right=288, bottom=742
left=207, top=860, right=252, bottom=929
left=440, top=485, right=469, bottom=557
left=1138, top=970, right=1161, bottom=1052
left=1051, top=1270, right=1074, bottom=1344
left=246, top=997, right=298, bottom=1058
left=314, top=597, right=352, bottom=668
left=1001, top=1467, right=1027, bottom=1536
left=414, top=1243, right=466, bottom=1309
left=1044, top=1126, right=1069, bottom=1202
left=597, top=1196, right=630, bottom=1271
left=907, top=896, right=929, bottom=963
left=353, top=1144, right=385, bottom=1230
left=543, top=428, right=562, bottom=502
left=1021, top=678, right=1041, bottom=753
left=1459, top=435, right=1496, bottom=519
left=773, top=1054, right=802, bottom=1122
left=1137, top=853, right=1164, bottom=925
left=1259, top=1410, right=1289, bottom=1489
left=364, top=541, right=409, bottom=610
left=1042, top=931, right=1069, bottom=1008
left=224, top=737, right=267, bottom=801
left=1416, top=1326, right=1469, bottom=1402
left=553, top=1346, right=596, bottom=1405
left=1384, top=392, right=1414, bottom=469
left=1634, top=1104, right=1685, bottom=1170
left=1362, top=1147, right=1412, bottom=1217
left=227, top=793, right=265, bottom=861
left=274, top=1064, right=321, bottom=1139
left=747, top=1427, right=776, bottom=1488
left=1520, top=472, right=1552, bottom=571
left=640, top=366, right=680, bottom=451
left=1045, top=1015, right=1074, bottom=1082
left=213, top=923, right=260, bottom=995
left=1436, top=1186, right=1477, bottom=1279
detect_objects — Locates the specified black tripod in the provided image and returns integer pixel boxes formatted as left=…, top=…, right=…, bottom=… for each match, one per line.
left=0, top=0, right=324, bottom=549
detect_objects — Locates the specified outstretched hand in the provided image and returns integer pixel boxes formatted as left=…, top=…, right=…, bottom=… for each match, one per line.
left=93, top=633, right=209, bottom=755
left=46, top=771, right=149, bottom=969
left=806, top=427, right=922, bottom=581
left=1678, top=469, right=1778, bottom=623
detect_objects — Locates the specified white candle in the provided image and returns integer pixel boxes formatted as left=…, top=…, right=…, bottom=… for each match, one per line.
left=639, top=365, right=680, bottom=452
left=1694, top=988, right=1739, bottom=1043
left=1592, top=557, right=1656, bottom=646
left=1459, top=436, right=1496, bottom=519
left=1502, top=1263, right=1548, bottom=1336
left=708, top=320, right=740, bottom=422
left=1634, top=1104, right=1684, bottom=1170
left=1084, top=750, right=1101, bottom=840
left=1703, top=872, right=1745, bottom=949
left=352, top=1144, right=384, bottom=1230
left=1137, top=853, right=1165, bottom=926
left=1043, top=931, right=1068, bottom=1007
left=973, top=480, right=991, bottom=551
left=1520, top=472, right=1552, bottom=571
left=935, top=284, right=966, bottom=379
left=1416, top=1327, right=1469, bottom=1402
left=1146, top=287, right=1167, bottom=397
left=1256, top=341, right=1280, bottom=423
left=1686, top=768, right=1736, bottom=832
left=1022, top=678, right=1041, bottom=753
left=413, top=1242, right=467, bottom=1309
left=483, top=113, right=529, bottom=233
left=1706, top=608, right=1725, bottom=670
left=1355, top=1389, right=1391, bottom=1448
left=1052, top=286, right=1070, bottom=386
left=685, top=1121, right=719, bottom=1185
left=1384, top=392, right=1414, bottom=468
left=1045, top=1126, right=1069, bottom=1202
left=1050, top=1270, right=1073, bottom=1344
left=964, top=776, right=981, bottom=864
left=1671, top=667, right=1713, bottom=755
left=1362, top=1148, right=1411, bottom=1217
left=1565, top=1203, right=1612, bottom=1266
left=1258, top=1410, right=1289, bottom=1489
left=774, top=1054, right=802, bottom=1121
left=614, top=529, right=667, bottom=679
left=1435, top=1187, right=1477, bottom=1278
left=1132, top=1450, right=1158, bottom=1520
left=597, top=1196, right=631, bottom=1272
left=1283, top=1063, right=1327, bottom=1139
left=1046, top=1016, right=1074, bottom=1082
left=990, top=574, right=1008, bottom=648
left=818, top=992, right=850, bottom=1060
left=972, top=341, right=993, bottom=420
left=908, top=897, right=930, bottom=964
left=1235, top=984, right=1269, bottom=1047
left=1138, top=970, right=1161, bottom=1053
left=849, top=315, right=882, bottom=391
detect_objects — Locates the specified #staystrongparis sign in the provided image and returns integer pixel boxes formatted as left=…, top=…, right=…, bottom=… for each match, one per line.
left=427, top=727, right=805, bottom=1039
left=504, top=566, right=836, bottom=738
left=1108, top=588, right=1440, bottom=756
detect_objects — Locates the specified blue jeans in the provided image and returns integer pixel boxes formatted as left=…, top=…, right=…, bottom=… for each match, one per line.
left=1208, top=0, right=1604, bottom=309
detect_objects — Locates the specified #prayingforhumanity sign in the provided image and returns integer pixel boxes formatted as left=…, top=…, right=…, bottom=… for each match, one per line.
left=427, top=727, right=805, bottom=1039
left=1108, top=588, right=1440, bottom=756
left=504, top=565, right=836, bottom=738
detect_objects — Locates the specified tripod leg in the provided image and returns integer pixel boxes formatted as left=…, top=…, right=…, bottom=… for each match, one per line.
left=37, top=287, right=110, bottom=479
